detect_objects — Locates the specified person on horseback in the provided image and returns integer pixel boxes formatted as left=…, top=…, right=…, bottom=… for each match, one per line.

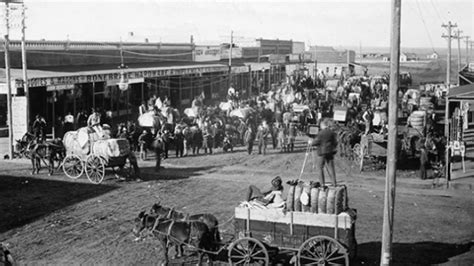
left=32, top=114, right=46, bottom=142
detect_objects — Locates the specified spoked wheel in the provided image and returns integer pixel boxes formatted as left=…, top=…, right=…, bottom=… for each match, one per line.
left=297, top=236, right=349, bottom=266
left=228, top=237, right=269, bottom=266
left=85, top=154, right=105, bottom=184
left=62, top=154, right=84, bottom=179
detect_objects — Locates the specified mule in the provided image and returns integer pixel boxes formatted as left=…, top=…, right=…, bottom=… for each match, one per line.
left=30, top=139, right=65, bottom=175
left=149, top=203, right=220, bottom=250
left=132, top=211, right=212, bottom=265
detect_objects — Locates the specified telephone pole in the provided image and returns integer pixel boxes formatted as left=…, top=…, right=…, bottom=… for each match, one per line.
left=228, top=30, right=233, bottom=88
left=442, top=21, right=457, bottom=86
left=3, top=0, right=13, bottom=160
left=21, top=2, right=29, bottom=127
left=463, top=36, right=470, bottom=65
left=381, top=0, right=401, bottom=265
left=453, top=29, right=462, bottom=73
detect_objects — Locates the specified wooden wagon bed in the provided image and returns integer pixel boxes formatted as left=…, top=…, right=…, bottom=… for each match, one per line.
left=232, top=206, right=357, bottom=264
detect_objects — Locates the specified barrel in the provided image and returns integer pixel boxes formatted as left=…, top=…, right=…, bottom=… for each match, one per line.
left=301, top=185, right=311, bottom=212
left=318, top=188, right=328, bottom=214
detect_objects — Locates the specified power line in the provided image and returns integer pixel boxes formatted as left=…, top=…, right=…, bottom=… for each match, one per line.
left=414, top=0, right=437, bottom=53
left=429, top=0, right=445, bottom=22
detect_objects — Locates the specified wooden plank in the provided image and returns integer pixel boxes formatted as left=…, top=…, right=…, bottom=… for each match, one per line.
left=234, top=207, right=354, bottom=229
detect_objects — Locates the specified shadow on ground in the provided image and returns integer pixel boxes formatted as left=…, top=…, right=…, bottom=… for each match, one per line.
left=139, top=165, right=220, bottom=181
left=0, top=175, right=117, bottom=234
left=356, top=241, right=473, bottom=265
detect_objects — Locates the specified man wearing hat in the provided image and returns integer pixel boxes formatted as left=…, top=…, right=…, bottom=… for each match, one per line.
left=310, top=118, right=337, bottom=186
left=245, top=176, right=285, bottom=208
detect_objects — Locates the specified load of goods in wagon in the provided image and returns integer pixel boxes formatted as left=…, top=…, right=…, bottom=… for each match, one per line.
left=285, top=180, right=348, bottom=214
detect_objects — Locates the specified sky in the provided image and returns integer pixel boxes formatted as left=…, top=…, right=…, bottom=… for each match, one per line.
left=2, top=0, right=473, bottom=50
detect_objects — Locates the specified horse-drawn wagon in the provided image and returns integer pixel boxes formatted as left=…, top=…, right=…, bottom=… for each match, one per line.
left=353, top=132, right=394, bottom=172
left=62, top=127, right=139, bottom=184
left=231, top=204, right=356, bottom=265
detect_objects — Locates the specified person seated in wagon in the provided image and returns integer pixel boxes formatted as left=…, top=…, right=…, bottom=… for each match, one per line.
left=245, top=176, right=285, bottom=208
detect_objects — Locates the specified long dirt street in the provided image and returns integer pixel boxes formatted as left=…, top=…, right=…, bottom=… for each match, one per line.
left=1, top=138, right=473, bottom=265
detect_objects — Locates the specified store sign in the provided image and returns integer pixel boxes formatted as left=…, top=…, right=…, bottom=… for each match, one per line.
left=11, top=96, right=27, bottom=141
left=18, top=65, right=228, bottom=88
left=220, top=47, right=242, bottom=59
left=46, top=84, right=75, bottom=91
left=195, top=46, right=221, bottom=62
left=105, top=77, right=145, bottom=87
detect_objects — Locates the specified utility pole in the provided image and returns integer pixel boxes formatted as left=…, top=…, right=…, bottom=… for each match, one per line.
left=442, top=21, right=457, bottom=86
left=453, top=29, right=462, bottom=73
left=463, top=36, right=470, bottom=65
left=228, top=30, right=233, bottom=88
left=381, top=0, right=401, bottom=265
left=3, top=0, right=13, bottom=160
left=21, top=2, right=29, bottom=128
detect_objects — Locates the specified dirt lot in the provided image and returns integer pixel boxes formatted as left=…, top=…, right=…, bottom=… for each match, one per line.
left=1, top=137, right=473, bottom=265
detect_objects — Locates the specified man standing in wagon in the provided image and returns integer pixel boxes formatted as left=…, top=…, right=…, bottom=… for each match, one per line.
left=310, top=119, right=337, bottom=187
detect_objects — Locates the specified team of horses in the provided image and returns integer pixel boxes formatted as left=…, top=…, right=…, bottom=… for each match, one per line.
left=132, top=203, right=220, bottom=265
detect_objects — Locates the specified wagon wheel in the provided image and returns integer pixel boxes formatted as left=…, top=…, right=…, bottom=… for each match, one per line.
left=85, top=154, right=105, bottom=184
left=297, top=236, right=349, bottom=266
left=228, top=237, right=269, bottom=266
left=62, top=154, right=84, bottom=179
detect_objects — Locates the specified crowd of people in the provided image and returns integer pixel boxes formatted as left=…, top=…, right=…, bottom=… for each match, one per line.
left=26, top=70, right=447, bottom=182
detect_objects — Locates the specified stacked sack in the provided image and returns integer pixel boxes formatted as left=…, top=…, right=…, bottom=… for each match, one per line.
left=286, top=180, right=349, bottom=214
left=91, top=139, right=130, bottom=160
left=408, top=110, right=426, bottom=133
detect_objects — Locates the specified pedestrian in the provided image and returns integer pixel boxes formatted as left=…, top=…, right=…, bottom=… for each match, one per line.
left=257, top=121, right=270, bottom=155
left=32, top=114, right=46, bottom=141
left=277, top=123, right=287, bottom=152
left=153, top=134, right=164, bottom=172
left=76, top=109, right=88, bottom=128
left=87, top=108, right=102, bottom=134
left=310, top=119, right=337, bottom=186
left=244, top=126, right=255, bottom=155
left=138, top=100, right=147, bottom=116
left=161, top=129, right=171, bottom=159
left=202, top=119, right=214, bottom=154
left=138, top=130, right=151, bottom=160
left=64, top=112, right=74, bottom=132
left=362, top=107, right=374, bottom=135
left=175, top=129, right=184, bottom=158
left=288, top=122, right=297, bottom=152
left=419, top=139, right=428, bottom=180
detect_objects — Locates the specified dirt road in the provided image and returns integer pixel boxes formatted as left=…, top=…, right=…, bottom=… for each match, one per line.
left=0, top=139, right=473, bottom=265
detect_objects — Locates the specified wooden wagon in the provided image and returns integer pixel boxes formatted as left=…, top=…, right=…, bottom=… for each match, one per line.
left=353, top=133, right=389, bottom=172
left=61, top=129, right=138, bottom=184
left=230, top=206, right=357, bottom=265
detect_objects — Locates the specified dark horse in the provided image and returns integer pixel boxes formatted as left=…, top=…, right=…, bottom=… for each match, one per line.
left=30, top=138, right=65, bottom=175
left=150, top=203, right=220, bottom=250
left=132, top=211, right=213, bottom=265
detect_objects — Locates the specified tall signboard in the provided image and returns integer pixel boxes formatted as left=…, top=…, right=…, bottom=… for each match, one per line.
left=11, top=96, right=27, bottom=141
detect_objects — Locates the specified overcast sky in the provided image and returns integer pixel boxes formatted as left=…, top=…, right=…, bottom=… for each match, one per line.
left=4, top=0, right=473, bottom=49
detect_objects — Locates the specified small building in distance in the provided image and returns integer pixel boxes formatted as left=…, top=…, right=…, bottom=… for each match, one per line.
left=400, top=52, right=418, bottom=62
left=427, top=52, right=439, bottom=60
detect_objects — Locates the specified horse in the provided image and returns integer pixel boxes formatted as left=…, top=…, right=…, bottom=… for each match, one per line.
left=0, top=243, right=15, bottom=266
left=15, top=132, right=36, bottom=159
left=132, top=211, right=213, bottom=265
left=30, top=138, right=65, bottom=175
left=149, top=203, right=220, bottom=249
